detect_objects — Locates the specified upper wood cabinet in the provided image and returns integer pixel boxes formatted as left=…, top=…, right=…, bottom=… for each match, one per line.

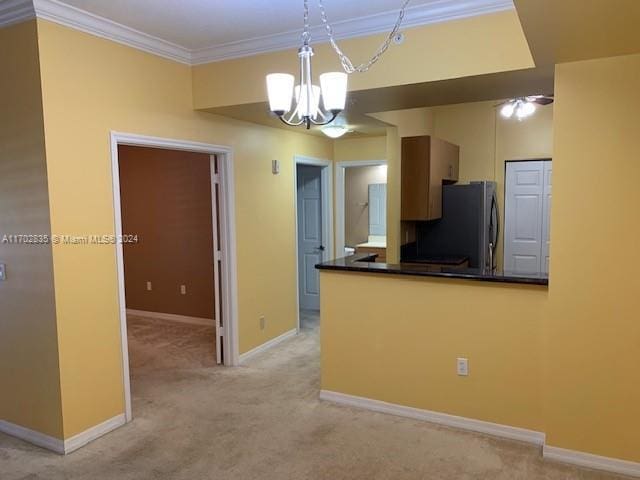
left=401, top=136, right=460, bottom=221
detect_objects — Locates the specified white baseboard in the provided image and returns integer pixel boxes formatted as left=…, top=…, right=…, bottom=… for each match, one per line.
left=239, top=329, right=297, bottom=363
left=319, top=390, right=546, bottom=446
left=126, top=309, right=213, bottom=327
left=63, top=414, right=126, bottom=454
left=544, top=445, right=640, bottom=478
left=0, top=420, right=64, bottom=454
left=0, top=413, right=125, bottom=454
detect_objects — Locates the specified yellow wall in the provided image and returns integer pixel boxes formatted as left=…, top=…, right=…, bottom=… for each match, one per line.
left=333, top=136, right=386, bottom=163
left=321, top=271, right=547, bottom=431
left=0, top=21, right=63, bottom=438
left=545, top=53, right=640, bottom=462
left=192, top=11, right=534, bottom=109
left=431, top=100, right=554, bottom=268
left=370, top=102, right=554, bottom=268
left=35, top=19, right=332, bottom=438
left=321, top=53, right=640, bottom=464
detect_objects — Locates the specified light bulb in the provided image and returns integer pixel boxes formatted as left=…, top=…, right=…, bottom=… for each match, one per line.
left=294, top=84, right=321, bottom=119
left=266, top=73, right=294, bottom=114
left=500, top=103, right=515, bottom=118
left=522, top=101, right=536, bottom=116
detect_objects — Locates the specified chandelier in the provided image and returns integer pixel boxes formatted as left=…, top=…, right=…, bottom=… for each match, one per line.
left=266, top=0, right=410, bottom=129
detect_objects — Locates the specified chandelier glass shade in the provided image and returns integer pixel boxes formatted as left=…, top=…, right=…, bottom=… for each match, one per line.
left=266, top=0, right=409, bottom=130
left=267, top=44, right=347, bottom=129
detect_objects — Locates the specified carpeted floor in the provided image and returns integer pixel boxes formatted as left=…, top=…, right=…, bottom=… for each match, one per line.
left=126, top=314, right=217, bottom=374
left=0, top=312, right=628, bottom=480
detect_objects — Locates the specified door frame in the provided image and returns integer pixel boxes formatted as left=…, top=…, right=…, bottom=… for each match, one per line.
left=110, top=132, right=240, bottom=423
left=335, top=160, right=387, bottom=256
left=293, top=155, right=333, bottom=330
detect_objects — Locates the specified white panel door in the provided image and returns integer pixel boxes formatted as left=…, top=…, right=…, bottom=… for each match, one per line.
left=297, top=165, right=323, bottom=311
left=504, top=161, right=545, bottom=275
left=541, top=162, right=552, bottom=275
left=368, top=183, right=387, bottom=236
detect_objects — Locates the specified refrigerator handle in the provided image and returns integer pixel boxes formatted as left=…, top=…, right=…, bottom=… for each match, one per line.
left=490, top=193, right=499, bottom=270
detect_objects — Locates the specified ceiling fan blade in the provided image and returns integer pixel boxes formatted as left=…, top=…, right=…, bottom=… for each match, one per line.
left=526, top=94, right=554, bottom=105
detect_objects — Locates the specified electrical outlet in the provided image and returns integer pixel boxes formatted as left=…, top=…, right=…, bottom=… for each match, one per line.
left=259, top=315, right=266, bottom=330
left=0, top=263, right=6, bottom=281
left=146, top=281, right=152, bottom=291
left=457, top=357, right=469, bottom=376
left=180, top=285, right=187, bottom=295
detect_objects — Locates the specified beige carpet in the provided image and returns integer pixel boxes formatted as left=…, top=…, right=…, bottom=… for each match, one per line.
left=0, top=312, right=628, bottom=480
left=126, top=314, right=217, bottom=374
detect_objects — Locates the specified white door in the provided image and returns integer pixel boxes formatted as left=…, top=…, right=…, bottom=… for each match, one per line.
left=297, top=165, right=323, bottom=311
left=368, top=183, right=387, bottom=236
left=504, top=160, right=551, bottom=275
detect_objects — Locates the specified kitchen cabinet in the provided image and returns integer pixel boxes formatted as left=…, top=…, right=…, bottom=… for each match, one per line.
left=401, top=136, right=460, bottom=221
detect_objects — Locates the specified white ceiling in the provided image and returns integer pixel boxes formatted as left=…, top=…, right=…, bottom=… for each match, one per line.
left=56, top=0, right=462, bottom=50
left=1, top=0, right=514, bottom=64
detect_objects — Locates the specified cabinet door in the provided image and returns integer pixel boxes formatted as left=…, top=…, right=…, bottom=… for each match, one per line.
left=401, top=137, right=431, bottom=221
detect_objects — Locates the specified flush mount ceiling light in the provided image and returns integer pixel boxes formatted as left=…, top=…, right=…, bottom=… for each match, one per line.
left=499, top=95, right=554, bottom=121
left=267, top=0, right=410, bottom=129
left=321, top=124, right=352, bottom=139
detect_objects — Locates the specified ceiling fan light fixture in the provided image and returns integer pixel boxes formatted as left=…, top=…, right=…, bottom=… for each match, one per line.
left=500, top=103, right=515, bottom=118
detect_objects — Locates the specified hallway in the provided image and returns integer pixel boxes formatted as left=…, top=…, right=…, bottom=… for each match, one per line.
left=0, top=314, right=624, bottom=480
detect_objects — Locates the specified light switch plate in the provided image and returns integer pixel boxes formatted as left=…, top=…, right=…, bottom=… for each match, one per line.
left=272, top=160, right=280, bottom=175
left=0, top=263, right=6, bottom=281
left=457, top=357, right=469, bottom=376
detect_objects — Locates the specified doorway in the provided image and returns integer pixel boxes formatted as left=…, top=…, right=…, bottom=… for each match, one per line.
left=503, top=159, right=552, bottom=275
left=110, top=132, right=238, bottom=423
left=335, top=160, right=388, bottom=258
left=294, top=156, right=332, bottom=330
left=118, top=145, right=218, bottom=375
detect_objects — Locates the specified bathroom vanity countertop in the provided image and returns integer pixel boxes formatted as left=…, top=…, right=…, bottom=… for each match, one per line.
left=317, top=254, right=549, bottom=286
left=355, top=241, right=387, bottom=248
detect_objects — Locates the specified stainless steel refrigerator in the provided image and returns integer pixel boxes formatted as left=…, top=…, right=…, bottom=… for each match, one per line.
left=415, top=181, right=499, bottom=270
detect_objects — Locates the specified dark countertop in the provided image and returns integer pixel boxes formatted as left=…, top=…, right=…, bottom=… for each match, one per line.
left=316, top=253, right=549, bottom=286
left=401, top=254, right=469, bottom=266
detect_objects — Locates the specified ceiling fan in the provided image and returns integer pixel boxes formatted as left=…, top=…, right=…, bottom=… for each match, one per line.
left=498, top=95, right=554, bottom=120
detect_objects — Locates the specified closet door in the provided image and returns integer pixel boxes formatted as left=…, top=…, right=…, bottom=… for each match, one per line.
left=504, top=160, right=546, bottom=275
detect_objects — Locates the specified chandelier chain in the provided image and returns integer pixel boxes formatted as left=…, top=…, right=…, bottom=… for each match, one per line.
left=302, top=0, right=311, bottom=45
left=318, top=0, right=411, bottom=73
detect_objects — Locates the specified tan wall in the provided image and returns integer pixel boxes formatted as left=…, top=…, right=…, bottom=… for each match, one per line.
left=321, top=271, right=547, bottom=432
left=0, top=21, right=63, bottom=438
left=372, top=102, right=554, bottom=268
left=192, top=11, right=534, bottom=109
left=333, top=136, right=386, bottom=163
left=344, top=165, right=388, bottom=247
left=431, top=101, right=554, bottom=269
left=35, top=19, right=333, bottom=438
left=544, top=53, right=640, bottom=462
left=119, top=146, right=215, bottom=320
left=321, top=52, right=640, bottom=465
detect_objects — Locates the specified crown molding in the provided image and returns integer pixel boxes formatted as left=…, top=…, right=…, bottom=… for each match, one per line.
left=32, top=0, right=192, bottom=64
left=1, top=0, right=514, bottom=66
left=191, top=0, right=514, bottom=65
left=0, top=0, right=35, bottom=28
left=0, top=0, right=192, bottom=64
